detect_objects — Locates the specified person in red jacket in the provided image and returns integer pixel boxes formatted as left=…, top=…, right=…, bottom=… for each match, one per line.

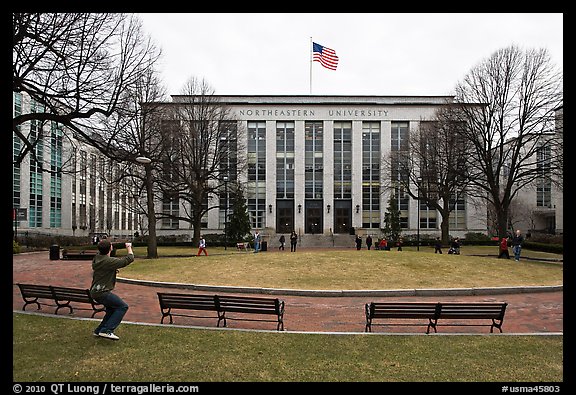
left=498, top=237, right=510, bottom=259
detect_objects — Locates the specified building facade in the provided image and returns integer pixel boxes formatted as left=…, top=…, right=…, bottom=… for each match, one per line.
left=17, top=94, right=562, bottom=242
left=161, top=95, right=488, bottom=240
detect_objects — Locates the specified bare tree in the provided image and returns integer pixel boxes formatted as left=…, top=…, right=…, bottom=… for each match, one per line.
left=382, top=107, right=473, bottom=244
left=13, top=13, right=161, bottom=171
left=453, top=45, right=562, bottom=238
left=106, top=66, right=168, bottom=259
left=156, top=77, right=246, bottom=244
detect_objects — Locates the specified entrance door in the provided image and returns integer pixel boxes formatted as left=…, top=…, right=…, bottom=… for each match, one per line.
left=276, top=200, right=294, bottom=234
left=334, top=200, right=352, bottom=234
left=305, top=200, right=323, bottom=234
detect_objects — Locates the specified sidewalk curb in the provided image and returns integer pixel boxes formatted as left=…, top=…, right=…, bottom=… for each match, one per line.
left=117, top=277, right=563, bottom=297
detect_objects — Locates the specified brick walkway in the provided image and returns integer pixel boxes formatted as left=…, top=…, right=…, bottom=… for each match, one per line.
left=13, top=251, right=563, bottom=334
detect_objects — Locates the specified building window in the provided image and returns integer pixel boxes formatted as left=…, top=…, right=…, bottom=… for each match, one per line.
left=333, top=121, right=352, bottom=199
left=536, top=145, right=552, bottom=208
left=29, top=103, right=44, bottom=228
left=305, top=121, right=323, bottom=199
left=248, top=121, right=266, bottom=228
left=391, top=122, right=410, bottom=228
left=49, top=122, right=63, bottom=228
left=161, top=195, right=180, bottom=229
left=362, top=122, right=380, bottom=228
left=276, top=121, right=295, bottom=199
left=419, top=201, right=437, bottom=229
left=219, top=121, right=238, bottom=227
left=449, top=194, right=466, bottom=229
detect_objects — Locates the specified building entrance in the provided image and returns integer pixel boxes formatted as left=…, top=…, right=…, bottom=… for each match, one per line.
left=276, top=200, right=294, bottom=234
left=333, top=200, right=352, bottom=234
left=305, top=200, right=323, bottom=234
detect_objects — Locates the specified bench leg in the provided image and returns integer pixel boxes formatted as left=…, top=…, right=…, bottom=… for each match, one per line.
left=22, top=300, right=41, bottom=311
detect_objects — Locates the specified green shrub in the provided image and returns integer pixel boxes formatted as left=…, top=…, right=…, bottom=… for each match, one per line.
left=13, top=240, right=21, bottom=254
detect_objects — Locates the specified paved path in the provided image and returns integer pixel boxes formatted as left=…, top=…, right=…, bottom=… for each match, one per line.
left=13, top=251, right=563, bottom=334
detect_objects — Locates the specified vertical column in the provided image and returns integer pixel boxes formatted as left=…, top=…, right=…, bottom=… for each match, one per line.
left=351, top=120, right=363, bottom=230
left=293, top=121, right=305, bottom=235
left=266, top=120, right=276, bottom=233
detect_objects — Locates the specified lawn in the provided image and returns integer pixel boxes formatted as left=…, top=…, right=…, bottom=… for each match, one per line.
left=13, top=313, right=563, bottom=382
left=118, top=246, right=563, bottom=290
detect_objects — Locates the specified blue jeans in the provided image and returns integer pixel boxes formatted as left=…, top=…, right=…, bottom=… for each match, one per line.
left=93, top=291, right=129, bottom=334
left=254, top=242, right=260, bottom=252
left=513, top=245, right=522, bottom=261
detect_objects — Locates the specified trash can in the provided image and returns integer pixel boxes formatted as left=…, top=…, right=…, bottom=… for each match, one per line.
left=261, top=241, right=268, bottom=251
left=49, top=244, right=60, bottom=260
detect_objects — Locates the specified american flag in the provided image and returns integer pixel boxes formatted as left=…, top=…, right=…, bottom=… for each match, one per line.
left=312, top=42, right=339, bottom=70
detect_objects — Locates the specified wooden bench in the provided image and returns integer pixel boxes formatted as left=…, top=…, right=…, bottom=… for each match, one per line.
left=61, top=249, right=98, bottom=260
left=17, top=283, right=56, bottom=312
left=434, top=302, right=508, bottom=333
left=157, top=292, right=219, bottom=324
left=17, top=283, right=105, bottom=318
left=365, top=302, right=441, bottom=333
left=216, top=295, right=285, bottom=331
left=365, top=301, right=508, bottom=333
left=50, top=285, right=106, bottom=317
left=157, top=292, right=285, bottom=331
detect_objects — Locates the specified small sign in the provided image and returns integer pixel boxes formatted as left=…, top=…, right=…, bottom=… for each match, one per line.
left=16, top=208, right=27, bottom=221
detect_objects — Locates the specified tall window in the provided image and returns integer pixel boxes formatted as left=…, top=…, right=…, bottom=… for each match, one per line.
left=49, top=122, right=63, bottom=228
left=13, top=93, right=22, bottom=211
left=247, top=121, right=266, bottom=228
left=79, top=150, right=87, bottom=229
left=536, top=145, right=552, bottom=208
left=362, top=122, right=380, bottom=228
left=333, top=121, right=352, bottom=199
left=219, top=121, right=238, bottom=227
left=419, top=201, right=437, bottom=229
left=276, top=121, right=295, bottom=199
left=390, top=121, right=409, bottom=228
left=305, top=121, right=323, bottom=199
left=29, top=101, right=44, bottom=228
left=449, top=194, right=466, bottom=229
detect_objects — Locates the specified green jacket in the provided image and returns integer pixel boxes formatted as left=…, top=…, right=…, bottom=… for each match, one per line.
left=90, top=253, right=134, bottom=297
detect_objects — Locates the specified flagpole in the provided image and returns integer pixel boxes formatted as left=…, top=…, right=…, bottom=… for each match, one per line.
left=309, top=37, right=313, bottom=95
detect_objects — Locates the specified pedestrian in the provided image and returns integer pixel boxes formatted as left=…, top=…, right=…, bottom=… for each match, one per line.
left=511, top=229, right=524, bottom=261
left=290, top=230, right=298, bottom=252
left=396, top=238, right=403, bottom=251
left=89, top=239, right=135, bottom=340
left=498, top=237, right=510, bottom=259
left=197, top=235, right=208, bottom=256
left=366, top=235, right=373, bottom=250
left=253, top=229, right=261, bottom=253
left=448, top=237, right=460, bottom=254
left=355, top=235, right=362, bottom=250
left=378, top=238, right=388, bottom=251
left=278, top=234, right=286, bottom=250
left=434, top=237, right=443, bottom=254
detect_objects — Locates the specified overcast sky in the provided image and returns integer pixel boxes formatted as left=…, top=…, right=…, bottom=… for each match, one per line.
left=137, top=13, right=563, bottom=97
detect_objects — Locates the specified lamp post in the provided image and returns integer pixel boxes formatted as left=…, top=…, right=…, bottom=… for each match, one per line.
left=136, top=155, right=158, bottom=259
left=223, top=175, right=228, bottom=250
left=417, top=177, right=421, bottom=251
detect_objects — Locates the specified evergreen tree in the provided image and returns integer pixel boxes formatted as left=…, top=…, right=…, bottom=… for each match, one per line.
left=383, top=194, right=402, bottom=242
left=227, top=182, right=252, bottom=243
